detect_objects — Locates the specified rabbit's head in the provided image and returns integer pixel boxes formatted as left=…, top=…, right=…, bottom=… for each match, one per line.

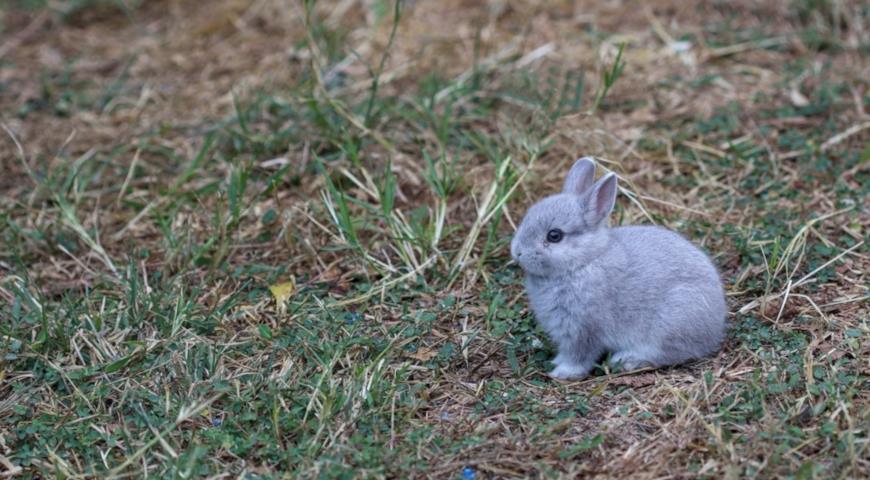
left=511, top=158, right=617, bottom=277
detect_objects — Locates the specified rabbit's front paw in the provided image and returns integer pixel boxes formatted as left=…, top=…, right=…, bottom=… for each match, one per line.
left=549, top=363, right=589, bottom=381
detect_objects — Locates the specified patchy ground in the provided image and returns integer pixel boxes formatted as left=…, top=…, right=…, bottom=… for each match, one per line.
left=1, top=0, right=868, bottom=478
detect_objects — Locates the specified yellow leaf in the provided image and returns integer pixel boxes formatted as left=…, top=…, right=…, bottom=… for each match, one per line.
left=269, top=279, right=296, bottom=306
left=588, top=381, right=608, bottom=397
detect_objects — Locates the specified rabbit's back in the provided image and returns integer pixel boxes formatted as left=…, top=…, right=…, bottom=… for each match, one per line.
left=610, top=225, right=722, bottom=288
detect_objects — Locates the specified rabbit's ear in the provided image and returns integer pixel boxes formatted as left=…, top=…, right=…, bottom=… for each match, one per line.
left=563, top=157, right=596, bottom=195
left=588, top=173, right=617, bottom=224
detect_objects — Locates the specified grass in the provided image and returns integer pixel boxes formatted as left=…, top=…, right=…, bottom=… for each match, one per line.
left=1, top=0, right=868, bottom=478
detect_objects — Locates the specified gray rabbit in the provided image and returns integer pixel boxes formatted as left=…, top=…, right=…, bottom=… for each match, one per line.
left=511, top=158, right=726, bottom=380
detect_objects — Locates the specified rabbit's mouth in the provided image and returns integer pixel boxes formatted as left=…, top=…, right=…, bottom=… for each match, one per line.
left=514, top=254, right=549, bottom=276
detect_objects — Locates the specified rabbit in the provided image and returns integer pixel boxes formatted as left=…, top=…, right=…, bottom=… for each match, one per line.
left=510, top=157, right=726, bottom=380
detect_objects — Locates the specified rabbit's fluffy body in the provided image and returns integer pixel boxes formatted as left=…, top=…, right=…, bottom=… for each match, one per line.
left=512, top=158, right=726, bottom=380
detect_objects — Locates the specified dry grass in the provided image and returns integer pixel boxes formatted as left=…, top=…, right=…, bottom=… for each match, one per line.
left=1, top=0, right=868, bottom=478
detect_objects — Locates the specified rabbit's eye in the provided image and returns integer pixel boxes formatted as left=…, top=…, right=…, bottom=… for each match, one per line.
left=546, top=229, right=563, bottom=243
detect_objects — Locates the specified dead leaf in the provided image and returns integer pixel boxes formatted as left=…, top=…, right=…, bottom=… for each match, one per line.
left=789, top=87, right=810, bottom=107
left=406, top=347, right=437, bottom=361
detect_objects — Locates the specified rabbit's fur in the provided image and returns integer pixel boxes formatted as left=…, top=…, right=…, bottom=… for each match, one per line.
left=511, top=158, right=726, bottom=380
